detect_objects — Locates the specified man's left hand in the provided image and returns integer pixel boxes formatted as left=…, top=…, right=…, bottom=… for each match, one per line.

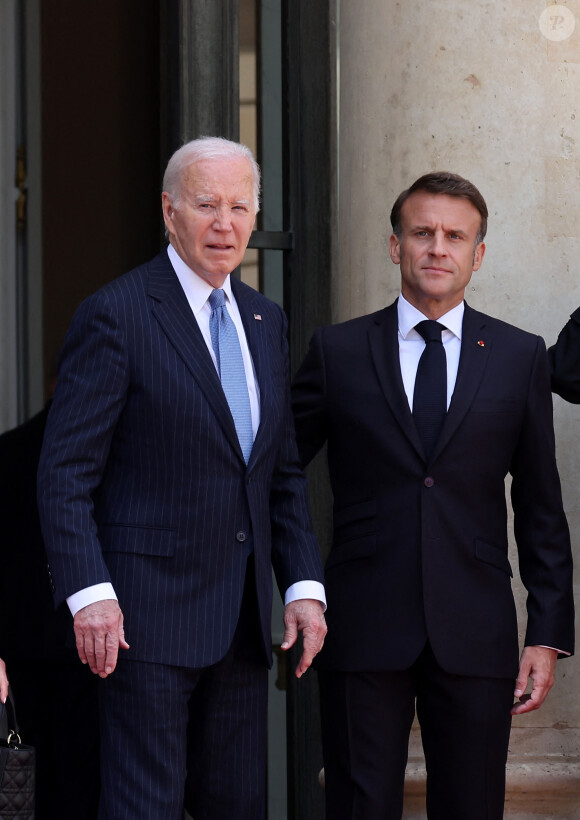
left=511, top=646, right=558, bottom=715
left=281, top=599, right=327, bottom=678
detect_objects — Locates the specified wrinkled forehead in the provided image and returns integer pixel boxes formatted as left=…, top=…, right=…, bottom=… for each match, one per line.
left=181, top=157, right=255, bottom=204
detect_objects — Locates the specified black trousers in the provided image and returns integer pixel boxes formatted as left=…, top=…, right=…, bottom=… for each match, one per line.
left=319, top=643, right=514, bottom=820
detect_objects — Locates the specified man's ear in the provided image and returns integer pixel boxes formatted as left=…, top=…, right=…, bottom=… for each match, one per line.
left=473, top=241, right=486, bottom=271
left=389, top=233, right=401, bottom=265
left=161, top=192, right=175, bottom=236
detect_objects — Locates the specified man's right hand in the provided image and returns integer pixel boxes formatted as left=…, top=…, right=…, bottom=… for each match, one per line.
left=74, top=600, right=130, bottom=678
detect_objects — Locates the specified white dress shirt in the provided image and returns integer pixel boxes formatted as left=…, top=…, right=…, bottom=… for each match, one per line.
left=397, top=292, right=463, bottom=411
left=67, top=246, right=325, bottom=617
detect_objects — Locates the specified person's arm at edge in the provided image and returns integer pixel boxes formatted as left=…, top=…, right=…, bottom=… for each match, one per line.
left=510, top=336, right=575, bottom=713
left=548, top=307, right=580, bottom=402
left=0, top=657, right=8, bottom=703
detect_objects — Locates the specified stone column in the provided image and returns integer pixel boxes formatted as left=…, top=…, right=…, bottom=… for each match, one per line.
left=336, top=1, right=580, bottom=815
left=160, top=0, right=239, bottom=163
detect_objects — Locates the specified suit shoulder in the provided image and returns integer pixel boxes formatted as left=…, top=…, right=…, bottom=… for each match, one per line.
left=231, top=278, right=286, bottom=321
left=313, top=305, right=392, bottom=342
left=71, top=253, right=167, bottom=318
left=232, top=277, right=276, bottom=306
left=467, top=306, right=544, bottom=349
left=313, top=305, right=393, bottom=346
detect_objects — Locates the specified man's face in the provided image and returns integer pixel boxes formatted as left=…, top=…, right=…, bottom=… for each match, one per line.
left=389, top=191, right=486, bottom=318
left=162, top=156, right=256, bottom=287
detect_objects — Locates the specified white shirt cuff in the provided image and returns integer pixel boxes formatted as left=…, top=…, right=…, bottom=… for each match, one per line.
left=285, top=580, right=327, bottom=611
left=534, top=644, right=570, bottom=656
left=67, top=583, right=118, bottom=617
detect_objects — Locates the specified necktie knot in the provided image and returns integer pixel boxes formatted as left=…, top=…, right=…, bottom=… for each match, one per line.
left=209, top=288, right=226, bottom=311
left=415, top=320, right=445, bottom=344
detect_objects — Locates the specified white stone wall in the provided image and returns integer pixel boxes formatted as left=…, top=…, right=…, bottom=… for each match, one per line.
left=336, top=0, right=580, bottom=813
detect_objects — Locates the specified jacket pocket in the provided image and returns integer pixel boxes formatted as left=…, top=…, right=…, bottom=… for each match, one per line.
left=334, top=498, right=376, bottom=529
left=470, top=399, right=520, bottom=414
left=325, top=535, right=377, bottom=570
left=474, top=538, right=513, bottom=576
left=99, top=524, right=177, bottom=557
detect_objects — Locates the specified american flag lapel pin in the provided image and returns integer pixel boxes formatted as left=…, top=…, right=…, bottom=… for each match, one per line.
left=254, top=313, right=262, bottom=321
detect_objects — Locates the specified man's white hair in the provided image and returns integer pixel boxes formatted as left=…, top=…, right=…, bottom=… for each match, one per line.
left=162, top=136, right=261, bottom=213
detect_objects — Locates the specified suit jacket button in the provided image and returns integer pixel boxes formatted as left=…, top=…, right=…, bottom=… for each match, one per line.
left=424, top=476, right=435, bottom=488
left=236, top=531, right=247, bottom=542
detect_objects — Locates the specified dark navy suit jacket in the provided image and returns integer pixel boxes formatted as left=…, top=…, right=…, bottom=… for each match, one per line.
left=292, top=300, right=575, bottom=678
left=38, top=249, right=323, bottom=669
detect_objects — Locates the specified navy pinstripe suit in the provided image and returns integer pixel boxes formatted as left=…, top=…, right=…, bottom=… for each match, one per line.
left=37, top=248, right=324, bottom=817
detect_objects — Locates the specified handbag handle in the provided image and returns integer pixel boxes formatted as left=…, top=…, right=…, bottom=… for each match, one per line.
left=0, top=690, right=20, bottom=745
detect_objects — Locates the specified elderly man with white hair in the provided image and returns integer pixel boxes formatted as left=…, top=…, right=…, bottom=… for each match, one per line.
left=38, top=137, right=326, bottom=820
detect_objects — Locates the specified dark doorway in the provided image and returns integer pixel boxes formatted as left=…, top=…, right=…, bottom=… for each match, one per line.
left=40, top=0, right=162, bottom=385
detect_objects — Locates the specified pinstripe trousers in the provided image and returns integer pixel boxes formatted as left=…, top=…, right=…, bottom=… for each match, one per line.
left=98, top=563, right=268, bottom=820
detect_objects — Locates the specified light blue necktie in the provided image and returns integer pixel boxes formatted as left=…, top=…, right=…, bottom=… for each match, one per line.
left=208, top=288, right=253, bottom=463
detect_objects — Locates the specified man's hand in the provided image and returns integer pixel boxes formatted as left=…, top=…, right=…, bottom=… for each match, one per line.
left=511, top=646, right=557, bottom=715
left=281, top=599, right=327, bottom=678
left=0, top=657, right=8, bottom=703
left=74, top=600, right=130, bottom=678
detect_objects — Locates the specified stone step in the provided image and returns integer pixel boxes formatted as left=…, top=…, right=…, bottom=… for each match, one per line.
left=402, top=756, right=580, bottom=819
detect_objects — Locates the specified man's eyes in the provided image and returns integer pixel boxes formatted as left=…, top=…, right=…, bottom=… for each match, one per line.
left=198, top=203, right=248, bottom=212
left=414, top=230, right=463, bottom=240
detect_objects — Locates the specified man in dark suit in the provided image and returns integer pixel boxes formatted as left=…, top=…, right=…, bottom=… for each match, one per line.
left=37, top=137, right=327, bottom=820
left=291, top=172, right=574, bottom=820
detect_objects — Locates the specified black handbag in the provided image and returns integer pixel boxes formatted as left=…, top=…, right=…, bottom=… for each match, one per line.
left=0, top=691, right=35, bottom=819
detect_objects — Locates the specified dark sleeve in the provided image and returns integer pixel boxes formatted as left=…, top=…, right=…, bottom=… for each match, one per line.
left=267, top=305, right=325, bottom=594
left=548, top=307, right=580, bottom=403
left=291, top=327, right=329, bottom=469
left=511, top=336, right=575, bottom=657
left=37, top=290, right=129, bottom=605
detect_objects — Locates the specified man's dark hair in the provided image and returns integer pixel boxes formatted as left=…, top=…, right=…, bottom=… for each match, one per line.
left=390, top=171, right=488, bottom=244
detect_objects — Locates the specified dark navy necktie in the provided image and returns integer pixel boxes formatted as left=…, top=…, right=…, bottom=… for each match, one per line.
left=413, top=320, right=447, bottom=459
left=208, top=288, right=253, bottom=463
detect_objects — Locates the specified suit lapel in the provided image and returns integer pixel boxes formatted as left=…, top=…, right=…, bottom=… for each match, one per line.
left=368, top=300, right=425, bottom=459
left=368, top=299, right=492, bottom=463
left=147, top=251, right=244, bottom=460
left=432, top=302, right=492, bottom=459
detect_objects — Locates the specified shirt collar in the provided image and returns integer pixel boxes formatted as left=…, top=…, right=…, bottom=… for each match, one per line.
left=167, top=244, right=234, bottom=313
left=397, top=292, right=464, bottom=341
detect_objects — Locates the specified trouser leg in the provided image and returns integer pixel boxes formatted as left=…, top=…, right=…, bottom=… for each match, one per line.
left=319, top=668, right=416, bottom=820
left=416, top=646, right=513, bottom=820
left=186, top=558, right=268, bottom=820
left=98, top=659, right=199, bottom=820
